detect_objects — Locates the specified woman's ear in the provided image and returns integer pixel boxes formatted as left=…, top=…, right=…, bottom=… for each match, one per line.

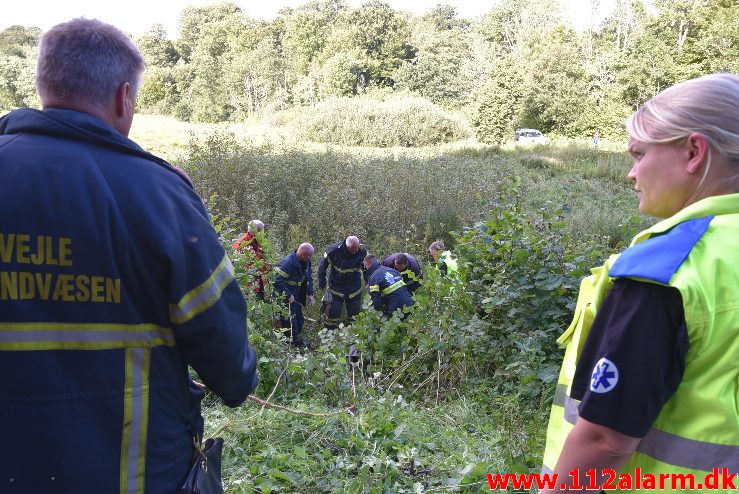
left=685, top=133, right=710, bottom=175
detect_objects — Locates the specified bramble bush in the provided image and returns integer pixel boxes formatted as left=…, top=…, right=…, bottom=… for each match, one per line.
left=453, top=188, right=604, bottom=400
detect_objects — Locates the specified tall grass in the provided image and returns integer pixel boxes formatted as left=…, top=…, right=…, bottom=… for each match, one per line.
left=181, top=131, right=649, bottom=259
left=181, top=133, right=515, bottom=256
left=505, top=140, right=633, bottom=182
left=500, top=140, right=650, bottom=247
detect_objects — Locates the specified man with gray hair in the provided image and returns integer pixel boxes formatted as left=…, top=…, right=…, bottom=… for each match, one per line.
left=273, top=243, right=316, bottom=347
left=317, top=235, right=367, bottom=329
left=0, top=18, right=257, bottom=494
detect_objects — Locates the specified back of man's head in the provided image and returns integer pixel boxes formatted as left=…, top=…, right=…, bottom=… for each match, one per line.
left=36, top=18, right=144, bottom=112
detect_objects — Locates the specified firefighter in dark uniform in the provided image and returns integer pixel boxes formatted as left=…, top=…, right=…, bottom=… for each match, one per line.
left=381, top=252, right=423, bottom=295
left=0, top=18, right=257, bottom=494
left=317, top=235, right=367, bottom=329
left=364, top=255, right=414, bottom=318
left=273, top=243, right=315, bottom=347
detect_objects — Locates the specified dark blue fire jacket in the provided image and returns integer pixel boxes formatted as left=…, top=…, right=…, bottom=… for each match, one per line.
left=317, top=241, right=367, bottom=299
left=365, top=262, right=414, bottom=317
left=0, top=108, right=258, bottom=494
left=381, top=253, right=423, bottom=294
left=273, top=251, right=313, bottom=305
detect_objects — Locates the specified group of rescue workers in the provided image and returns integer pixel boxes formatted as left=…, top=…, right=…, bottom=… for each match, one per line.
left=233, top=223, right=458, bottom=348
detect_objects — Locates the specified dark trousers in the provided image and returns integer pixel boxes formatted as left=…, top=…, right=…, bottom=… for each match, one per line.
left=280, top=301, right=304, bottom=341
left=325, top=293, right=362, bottom=330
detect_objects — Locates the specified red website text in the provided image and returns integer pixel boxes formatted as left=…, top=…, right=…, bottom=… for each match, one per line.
left=486, top=467, right=737, bottom=491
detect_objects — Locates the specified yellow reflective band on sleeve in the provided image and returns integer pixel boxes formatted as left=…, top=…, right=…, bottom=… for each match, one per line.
left=0, top=322, right=175, bottom=350
left=169, top=254, right=235, bottom=325
left=381, top=280, right=405, bottom=296
left=369, top=285, right=380, bottom=293
left=274, top=267, right=289, bottom=278
left=120, top=347, right=150, bottom=494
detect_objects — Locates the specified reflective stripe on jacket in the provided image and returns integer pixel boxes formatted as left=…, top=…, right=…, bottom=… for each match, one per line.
left=317, top=241, right=366, bottom=297
left=543, top=193, right=739, bottom=491
left=439, top=250, right=458, bottom=277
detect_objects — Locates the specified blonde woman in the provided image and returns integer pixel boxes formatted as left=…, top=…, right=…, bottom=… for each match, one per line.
left=543, top=73, right=739, bottom=493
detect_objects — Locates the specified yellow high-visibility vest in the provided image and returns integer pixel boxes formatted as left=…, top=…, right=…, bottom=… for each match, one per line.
left=543, top=193, right=739, bottom=493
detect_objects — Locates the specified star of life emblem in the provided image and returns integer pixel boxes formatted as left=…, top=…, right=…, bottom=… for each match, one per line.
left=590, top=357, right=619, bottom=394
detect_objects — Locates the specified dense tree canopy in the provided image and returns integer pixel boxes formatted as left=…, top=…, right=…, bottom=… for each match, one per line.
left=1, top=0, right=737, bottom=140
left=0, top=25, right=40, bottom=109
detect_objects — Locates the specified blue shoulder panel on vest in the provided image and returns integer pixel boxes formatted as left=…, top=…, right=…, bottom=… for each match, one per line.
left=609, top=216, right=713, bottom=284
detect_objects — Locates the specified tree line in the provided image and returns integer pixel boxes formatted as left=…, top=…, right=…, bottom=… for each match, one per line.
left=1, top=0, right=737, bottom=143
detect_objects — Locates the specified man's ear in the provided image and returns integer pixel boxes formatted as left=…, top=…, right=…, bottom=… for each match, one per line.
left=685, top=133, right=710, bottom=175
left=115, top=81, right=131, bottom=118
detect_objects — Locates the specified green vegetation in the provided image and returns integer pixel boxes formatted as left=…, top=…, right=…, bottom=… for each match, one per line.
left=0, top=24, right=39, bottom=110
left=183, top=134, right=497, bottom=254
left=178, top=129, right=647, bottom=492
left=181, top=127, right=646, bottom=253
